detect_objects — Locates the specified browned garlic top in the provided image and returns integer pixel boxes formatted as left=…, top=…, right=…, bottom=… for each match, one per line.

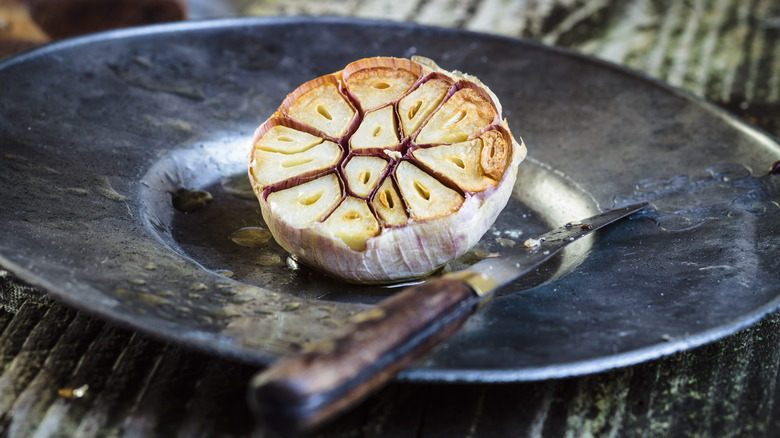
left=249, top=56, right=525, bottom=283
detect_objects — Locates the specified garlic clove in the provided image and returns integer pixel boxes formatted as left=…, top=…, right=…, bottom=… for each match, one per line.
left=343, top=155, right=389, bottom=198
left=253, top=122, right=324, bottom=154
left=265, top=174, right=343, bottom=228
left=343, top=57, right=423, bottom=112
left=397, top=75, right=451, bottom=138
left=371, top=177, right=407, bottom=226
left=415, top=84, right=498, bottom=145
left=412, top=127, right=510, bottom=192
left=282, top=74, right=357, bottom=139
left=394, top=160, right=463, bottom=220
left=478, top=128, right=511, bottom=180
left=250, top=140, right=342, bottom=189
left=349, top=105, right=400, bottom=151
left=322, top=196, right=380, bottom=251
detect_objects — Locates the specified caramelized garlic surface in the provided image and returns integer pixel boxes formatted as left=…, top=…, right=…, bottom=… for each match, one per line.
left=249, top=56, right=526, bottom=283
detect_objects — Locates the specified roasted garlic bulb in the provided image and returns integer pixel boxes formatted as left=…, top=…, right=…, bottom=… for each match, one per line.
left=249, top=56, right=526, bottom=283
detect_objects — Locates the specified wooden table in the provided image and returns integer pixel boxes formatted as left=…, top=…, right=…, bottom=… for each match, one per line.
left=1, top=1, right=779, bottom=436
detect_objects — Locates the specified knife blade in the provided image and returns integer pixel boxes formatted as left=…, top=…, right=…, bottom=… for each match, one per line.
left=247, top=202, right=648, bottom=433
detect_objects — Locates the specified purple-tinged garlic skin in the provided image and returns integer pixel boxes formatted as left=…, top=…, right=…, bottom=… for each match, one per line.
left=249, top=56, right=526, bottom=284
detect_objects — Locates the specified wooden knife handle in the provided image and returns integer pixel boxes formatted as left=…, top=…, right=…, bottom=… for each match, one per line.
left=247, top=278, right=481, bottom=434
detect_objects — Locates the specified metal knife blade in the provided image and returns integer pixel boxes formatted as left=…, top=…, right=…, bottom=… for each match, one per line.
left=446, top=202, right=649, bottom=297
left=248, top=202, right=648, bottom=433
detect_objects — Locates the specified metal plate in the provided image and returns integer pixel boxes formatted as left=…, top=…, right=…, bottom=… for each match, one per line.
left=1, top=17, right=779, bottom=382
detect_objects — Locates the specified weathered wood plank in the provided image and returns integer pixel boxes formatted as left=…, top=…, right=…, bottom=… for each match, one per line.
left=0, top=302, right=49, bottom=373
left=5, top=312, right=106, bottom=437
left=0, top=303, right=75, bottom=419
left=175, top=358, right=256, bottom=437
left=230, top=0, right=780, bottom=137
left=0, top=252, right=779, bottom=437
left=29, top=328, right=152, bottom=437
left=72, top=333, right=169, bottom=437
left=118, top=348, right=195, bottom=436
left=359, top=383, right=427, bottom=437
left=0, top=0, right=778, bottom=436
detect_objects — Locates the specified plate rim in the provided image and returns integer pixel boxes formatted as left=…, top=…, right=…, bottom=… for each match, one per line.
left=2, top=15, right=780, bottom=383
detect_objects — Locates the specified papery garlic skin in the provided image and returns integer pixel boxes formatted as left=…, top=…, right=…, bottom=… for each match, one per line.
left=249, top=56, right=526, bottom=284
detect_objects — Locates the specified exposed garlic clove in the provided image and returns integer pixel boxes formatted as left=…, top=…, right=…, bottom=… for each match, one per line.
left=349, top=106, right=400, bottom=151
left=371, top=177, right=408, bottom=226
left=253, top=122, right=323, bottom=154
left=282, top=74, right=357, bottom=139
left=265, top=174, right=342, bottom=227
left=323, top=197, right=380, bottom=251
left=397, top=75, right=451, bottom=137
left=250, top=140, right=342, bottom=189
left=479, top=128, right=511, bottom=180
left=412, top=127, right=510, bottom=192
left=343, top=57, right=423, bottom=112
left=394, top=160, right=463, bottom=220
left=249, top=56, right=526, bottom=283
left=415, top=84, right=498, bottom=144
left=343, top=155, right=388, bottom=198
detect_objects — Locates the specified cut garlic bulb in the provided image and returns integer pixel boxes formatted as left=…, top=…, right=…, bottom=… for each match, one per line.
left=249, top=56, right=526, bottom=283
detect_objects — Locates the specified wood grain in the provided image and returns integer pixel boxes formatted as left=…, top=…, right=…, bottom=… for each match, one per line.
left=2, top=291, right=780, bottom=436
left=233, top=0, right=780, bottom=139
left=250, top=278, right=477, bottom=433
left=0, top=0, right=778, bottom=437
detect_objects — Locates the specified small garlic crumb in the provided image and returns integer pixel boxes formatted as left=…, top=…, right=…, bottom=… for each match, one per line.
left=504, top=229, right=524, bottom=238
left=524, top=238, right=541, bottom=248
left=58, top=384, right=89, bottom=399
left=283, top=302, right=301, bottom=312
left=383, top=149, right=402, bottom=160
left=216, top=269, right=235, bottom=278
left=496, top=237, right=516, bottom=247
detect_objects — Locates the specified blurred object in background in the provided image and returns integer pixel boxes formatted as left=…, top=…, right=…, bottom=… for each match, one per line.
left=0, top=0, right=190, bottom=58
left=0, top=0, right=49, bottom=40
left=187, top=0, right=235, bottom=19
left=0, top=0, right=48, bottom=58
left=24, top=0, right=187, bottom=38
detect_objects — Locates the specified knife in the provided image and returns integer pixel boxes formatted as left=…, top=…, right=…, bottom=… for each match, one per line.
left=247, top=202, right=648, bottom=433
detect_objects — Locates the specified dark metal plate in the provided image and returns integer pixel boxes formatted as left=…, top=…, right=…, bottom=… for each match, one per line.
left=1, top=17, right=779, bottom=382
